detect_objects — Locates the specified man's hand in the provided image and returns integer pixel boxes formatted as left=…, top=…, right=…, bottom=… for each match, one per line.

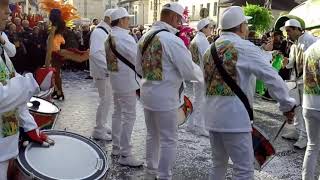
left=282, top=57, right=289, bottom=67
left=262, top=40, right=273, bottom=51
left=283, top=106, right=296, bottom=124
left=21, top=128, right=55, bottom=147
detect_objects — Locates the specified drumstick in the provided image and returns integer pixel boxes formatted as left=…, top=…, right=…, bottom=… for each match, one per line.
left=272, top=120, right=287, bottom=142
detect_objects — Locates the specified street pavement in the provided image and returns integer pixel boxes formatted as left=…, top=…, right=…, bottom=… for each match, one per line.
left=52, top=70, right=319, bottom=180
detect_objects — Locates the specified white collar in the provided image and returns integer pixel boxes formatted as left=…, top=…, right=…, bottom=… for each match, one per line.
left=152, top=21, right=179, bottom=34
left=112, top=26, right=130, bottom=34
left=220, top=31, right=242, bottom=40
left=197, top=31, right=207, bottom=38
left=97, top=21, right=111, bottom=31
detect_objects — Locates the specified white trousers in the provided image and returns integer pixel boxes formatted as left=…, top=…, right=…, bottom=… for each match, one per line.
left=188, top=82, right=206, bottom=131
left=94, top=78, right=112, bottom=131
left=112, top=91, right=136, bottom=157
left=290, top=84, right=306, bottom=136
left=302, top=109, right=320, bottom=180
left=209, top=131, right=254, bottom=180
left=144, top=109, right=178, bottom=180
left=0, top=160, right=9, bottom=180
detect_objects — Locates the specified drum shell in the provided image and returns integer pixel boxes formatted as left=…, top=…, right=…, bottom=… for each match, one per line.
left=7, top=160, right=30, bottom=180
left=252, top=125, right=276, bottom=170
left=28, top=97, right=60, bottom=130
left=8, top=160, right=107, bottom=180
left=29, top=111, right=58, bottom=130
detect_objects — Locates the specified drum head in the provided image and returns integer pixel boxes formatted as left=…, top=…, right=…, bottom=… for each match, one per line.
left=28, top=97, right=59, bottom=114
left=18, top=130, right=108, bottom=180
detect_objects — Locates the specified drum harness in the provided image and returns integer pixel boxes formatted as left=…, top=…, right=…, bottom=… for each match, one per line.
left=109, top=29, right=185, bottom=103
left=209, top=43, right=292, bottom=146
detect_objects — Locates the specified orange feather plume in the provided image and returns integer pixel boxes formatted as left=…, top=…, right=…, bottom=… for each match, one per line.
left=39, top=0, right=80, bottom=22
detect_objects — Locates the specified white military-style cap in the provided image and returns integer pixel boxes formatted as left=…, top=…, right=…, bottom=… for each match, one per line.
left=104, top=9, right=115, bottom=18
left=197, top=18, right=211, bottom=31
left=110, top=7, right=130, bottom=21
left=162, top=2, right=187, bottom=23
left=220, top=6, right=252, bottom=30
left=281, top=19, right=302, bottom=31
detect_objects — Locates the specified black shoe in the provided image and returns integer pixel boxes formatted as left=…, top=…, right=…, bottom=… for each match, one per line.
left=53, top=93, right=65, bottom=101
left=85, top=76, right=93, bottom=79
left=51, top=91, right=58, bottom=98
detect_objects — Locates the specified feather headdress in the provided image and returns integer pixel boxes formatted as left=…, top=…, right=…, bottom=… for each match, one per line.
left=39, top=0, right=80, bottom=22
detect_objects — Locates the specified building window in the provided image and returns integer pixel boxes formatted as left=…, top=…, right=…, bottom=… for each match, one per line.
left=150, top=1, right=152, bottom=10
left=207, top=3, right=210, bottom=13
left=192, top=5, right=195, bottom=18
left=213, top=2, right=218, bottom=16
left=200, top=4, right=203, bottom=10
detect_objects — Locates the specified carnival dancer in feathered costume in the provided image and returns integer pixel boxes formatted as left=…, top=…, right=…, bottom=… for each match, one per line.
left=40, top=0, right=89, bottom=100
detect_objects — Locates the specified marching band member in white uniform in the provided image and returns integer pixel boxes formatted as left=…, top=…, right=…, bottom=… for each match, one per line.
left=105, top=7, right=143, bottom=167
left=0, top=1, right=53, bottom=179
left=89, top=9, right=114, bottom=141
left=203, top=6, right=296, bottom=179
left=281, top=19, right=318, bottom=149
left=136, top=3, right=204, bottom=179
left=188, top=18, right=212, bottom=137
left=302, top=39, right=320, bottom=180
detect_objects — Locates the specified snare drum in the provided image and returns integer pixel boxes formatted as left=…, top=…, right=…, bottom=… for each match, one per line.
left=10, top=130, right=108, bottom=180
left=27, top=97, right=60, bottom=130
left=252, top=125, right=276, bottom=170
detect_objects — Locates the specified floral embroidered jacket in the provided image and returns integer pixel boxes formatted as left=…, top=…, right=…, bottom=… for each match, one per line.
left=303, top=40, right=320, bottom=111
left=0, top=32, right=39, bottom=162
left=286, top=32, right=318, bottom=84
left=105, top=26, right=140, bottom=94
left=136, top=21, right=204, bottom=111
left=189, top=31, right=210, bottom=69
left=203, top=32, right=296, bottom=132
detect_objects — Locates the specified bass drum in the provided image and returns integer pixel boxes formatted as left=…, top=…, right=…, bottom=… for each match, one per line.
left=10, top=130, right=108, bottom=180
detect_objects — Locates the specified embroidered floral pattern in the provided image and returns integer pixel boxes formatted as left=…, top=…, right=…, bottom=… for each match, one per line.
left=140, top=36, right=163, bottom=81
left=0, top=55, right=18, bottom=137
left=189, top=41, right=200, bottom=65
left=105, top=36, right=118, bottom=72
left=0, top=60, right=14, bottom=85
left=304, top=49, right=320, bottom=95
left=1, top=110, right=19, bottom=137
left=204, top=40, right=238, bottom=96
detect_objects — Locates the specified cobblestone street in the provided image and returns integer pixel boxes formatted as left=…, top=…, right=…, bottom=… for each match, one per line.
left=52, top=71, right=319, bottom=180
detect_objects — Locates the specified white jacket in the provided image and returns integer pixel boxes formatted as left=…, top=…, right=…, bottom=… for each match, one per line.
left=286, top=32, right=318, bottom=83
left=303, top=39, right=320, bottom=111
left=0, top=37, right=39, bottom=162
left=136, top=21, right=204, bottom=111
left=190, top=31, right=210, bottom=69
left=105, top=26, right=139, bottom=94
left=89, top=21, right=111, bottom=79
left=203, top=32, right=296, bottom=133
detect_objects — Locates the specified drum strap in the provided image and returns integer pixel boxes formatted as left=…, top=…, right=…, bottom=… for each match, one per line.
left=210, top=44, right=254, bottom=120
left=96, top=26, right=109, bottom=35
left=108, top=37, right=142, bottom=79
